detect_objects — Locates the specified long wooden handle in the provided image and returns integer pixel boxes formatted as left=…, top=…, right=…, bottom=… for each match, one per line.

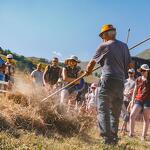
left=129, top=36, right=150, bottom=50
left=41, top=36, right=150, bottom=102
left=41, top=66, right=101, bottom=102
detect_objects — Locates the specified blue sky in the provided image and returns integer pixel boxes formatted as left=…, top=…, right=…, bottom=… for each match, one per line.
left=0, top=0, right=150, bottom=61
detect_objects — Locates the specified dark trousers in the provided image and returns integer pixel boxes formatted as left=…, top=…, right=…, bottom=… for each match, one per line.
left=97, top=77, right=124, bottom=141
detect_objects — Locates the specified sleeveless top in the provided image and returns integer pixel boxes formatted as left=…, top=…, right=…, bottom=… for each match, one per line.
left=65, top=66, right=80, bottom=79
left=64, top=66, right=81, bottom=92
left=44, top=65, right=62, bottom=85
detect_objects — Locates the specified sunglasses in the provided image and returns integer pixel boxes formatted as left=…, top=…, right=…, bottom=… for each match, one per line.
left=91, top=87, right=96, bottom=89
left=141, top=69, right=146, bottom=72
left=128, top=72, right=134, bottom=74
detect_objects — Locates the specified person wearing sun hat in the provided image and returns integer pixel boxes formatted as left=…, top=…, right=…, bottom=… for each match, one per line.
left=61, top=55, right=83, bottom=110
left=138, top=64, right=150, bottom=72
left=129, top=64, right=150, bottom=141
left=64, top=55, right=81, bottom=65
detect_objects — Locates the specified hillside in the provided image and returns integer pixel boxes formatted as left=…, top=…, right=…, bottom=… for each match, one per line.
left=136, top=49, right=150, bottom=59
left=0, top=47, right=49, bottom=72
left=0, top=46, right=149, bottom=76
left=0, top=47, right=101, bottom=83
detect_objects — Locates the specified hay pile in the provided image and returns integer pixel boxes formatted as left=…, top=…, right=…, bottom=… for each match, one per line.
left=0, top=91, right=95, bottom=138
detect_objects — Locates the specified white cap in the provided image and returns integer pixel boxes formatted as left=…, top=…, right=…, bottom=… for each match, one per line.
left=6, top=54, right=13, bottom=59
left=128, top=68, right=135, bottom=73
left=140, top=64, right=150, bottom=71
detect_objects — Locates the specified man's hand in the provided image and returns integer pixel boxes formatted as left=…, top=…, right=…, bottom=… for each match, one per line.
left=85, top=60, right=96, bottom=75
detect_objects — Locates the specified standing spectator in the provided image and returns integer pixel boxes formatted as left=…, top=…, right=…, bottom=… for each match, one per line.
left=31, top=63, right=43, bottom=86
left=85, top=24, right=131, bottom=144
left=0, top=57, right=7, bottom=90
left=43, top=57, right=62, bottom=90
left=0, top=57, right=6, bottom=81
left=61, top=55, right=82, bottom=107
left=121, top=68, right=135, bottom=133
left=5, top=54, right=15, bottom=82
left=123, top=68, right=135, bottom=106
left=87, top=83, right=98, bottom=115
left=5, top=54, right=15, bottom=89
left=129, top=64, right=150, bottom=141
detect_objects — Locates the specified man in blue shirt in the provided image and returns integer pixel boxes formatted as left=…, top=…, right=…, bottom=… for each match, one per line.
left=0, top=57, right=6, bottom=81
left=86, top=24, right=131, bottom=145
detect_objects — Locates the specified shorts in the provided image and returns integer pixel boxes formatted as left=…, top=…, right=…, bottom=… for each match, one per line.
left=135, top=100, right=150, bottom=108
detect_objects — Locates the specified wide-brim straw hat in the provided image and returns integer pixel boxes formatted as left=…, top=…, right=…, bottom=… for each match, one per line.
left=65, top=55, right=81, bottom=63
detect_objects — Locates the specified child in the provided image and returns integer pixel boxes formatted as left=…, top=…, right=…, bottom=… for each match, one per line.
left=86, top=83, right=98, bottom=115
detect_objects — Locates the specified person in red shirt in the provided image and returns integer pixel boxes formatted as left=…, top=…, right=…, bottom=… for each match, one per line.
left=129, top=64, right=150, bottom=141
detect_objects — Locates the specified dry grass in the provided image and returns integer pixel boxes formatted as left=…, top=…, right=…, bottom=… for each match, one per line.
left=0, top=73, right=95, bottom=139
left=0, top=74, right=150, bottom=149
left=0, top=123, right=150, bottom=150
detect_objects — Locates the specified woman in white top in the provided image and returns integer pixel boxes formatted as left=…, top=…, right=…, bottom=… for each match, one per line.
left=87, top=83, right=98, bottom=115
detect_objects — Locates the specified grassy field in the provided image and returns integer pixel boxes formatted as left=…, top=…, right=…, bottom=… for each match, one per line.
left=0, top=123, right=150, bottom=150
left=0, top=114, right=150, bottom=150
left=0, top=76, right=150, bottom=150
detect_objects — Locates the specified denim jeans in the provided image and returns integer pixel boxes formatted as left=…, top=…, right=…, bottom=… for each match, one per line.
left=97, top=76, right=124, bottom=141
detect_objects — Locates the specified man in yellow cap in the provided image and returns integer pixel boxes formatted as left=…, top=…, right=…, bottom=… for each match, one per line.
left=86, top=24, right=131, bottom=145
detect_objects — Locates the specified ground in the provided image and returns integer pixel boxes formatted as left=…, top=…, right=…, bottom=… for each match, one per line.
left=0, top=121, right=150, bottom=150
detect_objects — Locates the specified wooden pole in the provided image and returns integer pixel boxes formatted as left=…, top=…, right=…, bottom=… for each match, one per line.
left=41, top=36, right=150, bottom=102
